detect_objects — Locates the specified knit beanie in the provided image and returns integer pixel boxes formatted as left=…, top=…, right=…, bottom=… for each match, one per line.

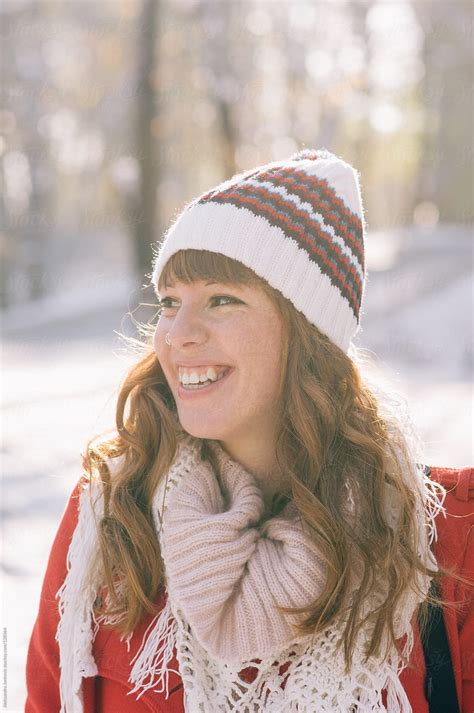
left=151, top=148, right=367, bottom=353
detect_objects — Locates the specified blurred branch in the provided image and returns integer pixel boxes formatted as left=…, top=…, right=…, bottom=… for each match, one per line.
left=133, top=0, right=160, bottom=280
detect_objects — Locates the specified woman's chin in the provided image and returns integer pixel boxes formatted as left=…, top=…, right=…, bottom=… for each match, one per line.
left=178, top=418, right=230, bottom=442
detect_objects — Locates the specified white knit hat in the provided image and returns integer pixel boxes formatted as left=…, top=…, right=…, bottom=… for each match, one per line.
left=152, top=148, right=367, bottom=353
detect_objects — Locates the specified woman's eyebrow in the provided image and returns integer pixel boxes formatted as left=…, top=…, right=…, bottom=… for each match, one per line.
left=204, top=281, right=240, bottom=287
left=158, top=280, right=247, bottom=293
left=207, top=281, right=249, bottom=291
left=161, top=280, right=216, bottom=288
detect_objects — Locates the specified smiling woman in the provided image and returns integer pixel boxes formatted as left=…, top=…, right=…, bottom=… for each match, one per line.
left=154, top=271, right=287, bottom=507
left=25, top=149, right=473, bottom=713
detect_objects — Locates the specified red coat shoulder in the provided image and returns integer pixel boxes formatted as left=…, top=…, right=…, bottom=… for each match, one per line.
left=428, top=464, right=474, bottom=504
left=428, top=465, right=474, bottom=713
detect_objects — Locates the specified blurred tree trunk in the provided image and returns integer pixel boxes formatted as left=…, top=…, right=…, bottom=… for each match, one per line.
left=133, top=0, right=159, bottom=281
left=198, top=0, right=239, bottom=177
left=27, top=5, right=53, bottom=306
left=2, top=2, right=50, bottom=306
left=413, top=0, right=473, bottom=223
left=349, top=1, right=372, bottom=172
left=216, top=96, right=238, bottom=178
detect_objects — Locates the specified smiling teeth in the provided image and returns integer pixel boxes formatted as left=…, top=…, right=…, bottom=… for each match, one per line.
left=179, top=367, right=228, bottom=385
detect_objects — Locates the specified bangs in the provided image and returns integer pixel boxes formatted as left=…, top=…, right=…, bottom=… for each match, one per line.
left=157, top=249, right=266, bottom=291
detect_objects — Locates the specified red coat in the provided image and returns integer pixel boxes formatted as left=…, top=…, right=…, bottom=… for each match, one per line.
left=25, top=466, right=474, bottom=712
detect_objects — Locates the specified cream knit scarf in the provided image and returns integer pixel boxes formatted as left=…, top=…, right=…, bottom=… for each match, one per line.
left=55, top=433, right=446, bottom=713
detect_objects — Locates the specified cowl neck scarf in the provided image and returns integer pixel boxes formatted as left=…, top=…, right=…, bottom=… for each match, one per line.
left=55, top=433, right=446, bottom=712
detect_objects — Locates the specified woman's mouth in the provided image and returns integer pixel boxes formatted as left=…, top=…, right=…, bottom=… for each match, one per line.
left=177, top=367, right=233, bottom=400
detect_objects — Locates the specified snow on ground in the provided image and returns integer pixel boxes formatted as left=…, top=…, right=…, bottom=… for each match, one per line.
left=2, top=307, right=133, bottom=711
left=357, top=225, right=472, bottom=467
left=1, top=225, right=472, bottom=711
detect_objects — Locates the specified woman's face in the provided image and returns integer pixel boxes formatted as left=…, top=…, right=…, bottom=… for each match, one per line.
left=154, top=278, right=286, bottom=445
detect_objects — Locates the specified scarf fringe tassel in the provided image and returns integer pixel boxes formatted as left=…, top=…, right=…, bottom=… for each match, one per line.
left=127, top=596, right=179, bottom=700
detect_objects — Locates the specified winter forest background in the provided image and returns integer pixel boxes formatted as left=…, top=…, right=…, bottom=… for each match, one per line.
left=1, top=0, right=473, bottom=709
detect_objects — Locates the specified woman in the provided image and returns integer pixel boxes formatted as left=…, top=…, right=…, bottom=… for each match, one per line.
left=25, top=149, right=473, bottom=712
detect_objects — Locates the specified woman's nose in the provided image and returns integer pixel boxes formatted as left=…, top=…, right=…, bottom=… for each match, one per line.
left=166, top=306, right=208, bottom=347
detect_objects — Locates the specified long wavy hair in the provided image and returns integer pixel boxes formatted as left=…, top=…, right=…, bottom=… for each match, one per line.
left=83, top=248, right=462, bottom=672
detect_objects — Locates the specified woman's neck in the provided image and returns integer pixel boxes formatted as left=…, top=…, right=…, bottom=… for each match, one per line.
left=217, top=436, right=289, bottom=511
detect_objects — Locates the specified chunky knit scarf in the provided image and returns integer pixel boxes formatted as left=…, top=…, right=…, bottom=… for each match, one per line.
left=55, top=433, right=446, bottom=713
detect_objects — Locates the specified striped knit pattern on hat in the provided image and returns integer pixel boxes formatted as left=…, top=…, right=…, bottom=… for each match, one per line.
left=151, top=148, right=367, bottom=353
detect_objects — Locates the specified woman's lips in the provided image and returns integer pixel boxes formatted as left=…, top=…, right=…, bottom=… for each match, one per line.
left=177, top=367, right=233, bottom=400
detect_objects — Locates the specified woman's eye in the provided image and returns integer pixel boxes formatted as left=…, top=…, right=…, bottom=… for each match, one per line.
left=158, top=297, right=177, bottom=309
left=158, top=295, right=240, bottom=309
left=211, top=295, right=241, bottom=307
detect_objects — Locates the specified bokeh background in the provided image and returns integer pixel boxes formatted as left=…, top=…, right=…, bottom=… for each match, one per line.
left=1, top=1, right=473, bottom=709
